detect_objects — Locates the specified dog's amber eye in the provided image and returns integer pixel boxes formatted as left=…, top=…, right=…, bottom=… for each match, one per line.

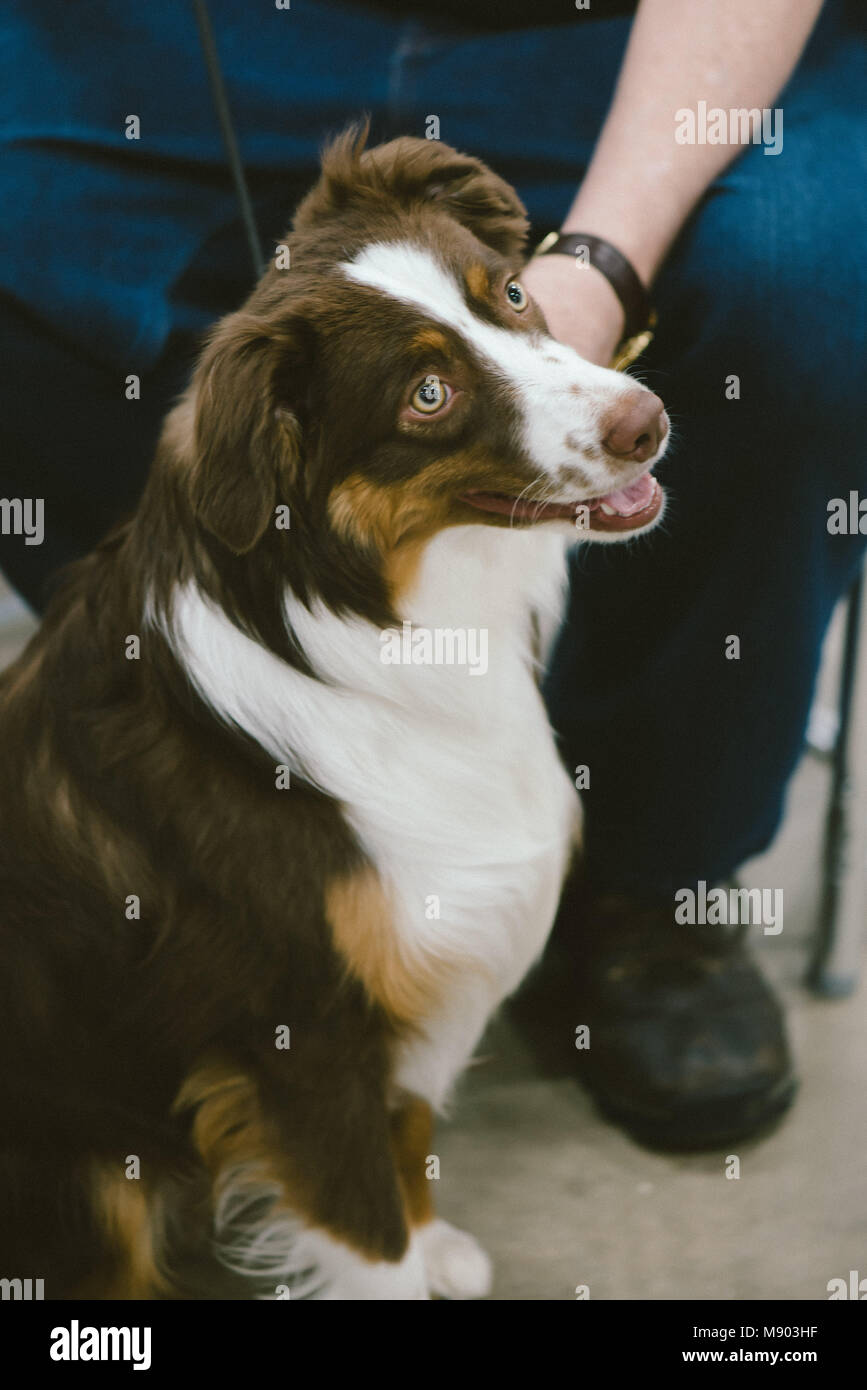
left=411, top=374, right=449, bottom=414
left=506, top=281, right=528, bottom=311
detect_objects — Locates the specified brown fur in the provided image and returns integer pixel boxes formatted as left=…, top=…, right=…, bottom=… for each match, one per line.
left=326, top=446, right=536, bottom=603
left=327, top=446, right=545, bottom=556
left=391, top=1098, right=436, bottom=1227
left=0, top=125, right=546, bottom=1295
left=83, top=1164, right=171, bottom=1299
left=176, top=1055, right=409, bottom=1263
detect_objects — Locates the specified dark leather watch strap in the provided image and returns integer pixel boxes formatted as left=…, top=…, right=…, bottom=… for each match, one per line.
left=534, top=232, right=652, bottom=342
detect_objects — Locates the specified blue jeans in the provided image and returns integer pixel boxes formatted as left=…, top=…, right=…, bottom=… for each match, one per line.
left=1, top=0, right=865, bottom=894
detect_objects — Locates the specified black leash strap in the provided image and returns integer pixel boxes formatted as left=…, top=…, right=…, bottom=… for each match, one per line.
left=191, top=0, right=266, bottom=279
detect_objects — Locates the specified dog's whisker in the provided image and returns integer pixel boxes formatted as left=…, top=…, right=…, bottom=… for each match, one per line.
left=509, top=474, right=548, bottom=528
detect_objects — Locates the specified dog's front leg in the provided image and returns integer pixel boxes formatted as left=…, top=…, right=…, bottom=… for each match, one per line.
left=390, top=1094, right=493, bottom=1300
left=178, top=1029, right=428, bottom=1300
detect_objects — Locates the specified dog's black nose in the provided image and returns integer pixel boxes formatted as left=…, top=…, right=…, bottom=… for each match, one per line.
left=603, top=392, right=667, bottom=463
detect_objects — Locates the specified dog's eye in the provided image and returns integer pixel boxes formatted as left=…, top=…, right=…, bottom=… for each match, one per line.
left=506, top=281, right=528, bottom=311
left=410, top=374, right=450, bottom=414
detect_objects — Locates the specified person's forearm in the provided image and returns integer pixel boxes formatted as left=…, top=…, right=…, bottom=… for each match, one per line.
left=562, top=0, right=824, bottom=285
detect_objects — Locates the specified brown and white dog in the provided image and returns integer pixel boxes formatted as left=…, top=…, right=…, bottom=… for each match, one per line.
left=0, top=128, right=668, bottom=1299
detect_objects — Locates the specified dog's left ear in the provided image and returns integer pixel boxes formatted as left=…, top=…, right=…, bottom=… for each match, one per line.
left=187, top=311, right=307, bottom=554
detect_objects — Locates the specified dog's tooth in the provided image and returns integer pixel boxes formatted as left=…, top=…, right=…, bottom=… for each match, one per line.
left=600, top=503, right=617, bottom=516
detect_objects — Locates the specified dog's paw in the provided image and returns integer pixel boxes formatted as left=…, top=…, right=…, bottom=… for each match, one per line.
left=314, top=1232, right=430, bottom=1300
left=418, top=1218, right=492, bottom=1300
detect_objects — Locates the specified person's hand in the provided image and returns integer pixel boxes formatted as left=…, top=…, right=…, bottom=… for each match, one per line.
left=521, top=254, right=625, bottom=368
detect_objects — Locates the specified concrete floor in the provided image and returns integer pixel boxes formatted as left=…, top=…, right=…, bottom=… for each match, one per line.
left=437, top=778, right=867, bottom=1301
left=440, top=603, right=867, bottom=1301
left=1, top=578, right=865, bottom=1301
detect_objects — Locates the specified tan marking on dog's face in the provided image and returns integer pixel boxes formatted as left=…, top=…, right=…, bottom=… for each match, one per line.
left=328, top=447, right=544, bottom=603
left=464, top=262, right=490, bottom=301
left=326, top=867, right=447, bottom=1024
left=391, top=1097, right=435, bottom=1227
left=327, top=468, right=454, bottom=590
left=410, top=326, right=451, bottom=356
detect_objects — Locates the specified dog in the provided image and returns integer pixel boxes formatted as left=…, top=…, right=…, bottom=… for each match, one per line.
left=0, top=127, right=668, bottom=1300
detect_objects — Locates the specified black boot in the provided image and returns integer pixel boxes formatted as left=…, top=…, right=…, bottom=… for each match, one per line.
left=511, top=884, right=798, bottom=1151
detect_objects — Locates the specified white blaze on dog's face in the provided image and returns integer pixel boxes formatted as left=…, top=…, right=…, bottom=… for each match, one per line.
left=339, top=237, right=669, bottom=541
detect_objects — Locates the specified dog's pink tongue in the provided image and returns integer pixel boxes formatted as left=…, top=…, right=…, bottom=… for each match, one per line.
left=597, top=472, right=656, bottom=517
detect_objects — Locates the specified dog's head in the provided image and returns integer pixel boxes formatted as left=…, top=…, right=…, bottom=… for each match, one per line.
left=173, top=126, right=668, bottom=607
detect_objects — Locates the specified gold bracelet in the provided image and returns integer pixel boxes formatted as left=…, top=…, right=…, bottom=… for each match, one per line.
left=609, top=311, right=658, bottom=373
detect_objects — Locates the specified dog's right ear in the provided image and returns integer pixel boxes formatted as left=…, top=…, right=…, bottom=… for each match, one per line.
left=398, top=141, right=530, bottom=258
left=185, top=311, right=307, bottom=554
left=296, top=124, right=529, bottom=258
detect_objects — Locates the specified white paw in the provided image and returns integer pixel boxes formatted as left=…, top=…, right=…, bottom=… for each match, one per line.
left=315, top=1229, right=430, bottom=1300
left=419, top=1218, right=493, bottom=1300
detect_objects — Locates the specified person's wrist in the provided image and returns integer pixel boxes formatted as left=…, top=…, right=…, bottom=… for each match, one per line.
left=521, top=253, right=625, bottom=367
left=534, top=231, right=652, bottom=341
left=559, top=193, right=674, bottom=288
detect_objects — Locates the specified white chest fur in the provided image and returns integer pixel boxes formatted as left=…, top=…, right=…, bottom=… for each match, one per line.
left=161, top=525, right=579, bottom=1110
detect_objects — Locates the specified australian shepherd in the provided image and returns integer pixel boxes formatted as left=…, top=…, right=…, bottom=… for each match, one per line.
left=0, top=127, right=668, bottom=1300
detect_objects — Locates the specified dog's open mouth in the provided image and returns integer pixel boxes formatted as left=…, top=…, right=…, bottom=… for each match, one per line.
left=461, top=470, right=662, bottom=533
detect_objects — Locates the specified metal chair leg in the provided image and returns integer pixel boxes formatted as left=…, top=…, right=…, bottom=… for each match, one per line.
left=808, top=570, right=867, bottom=995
